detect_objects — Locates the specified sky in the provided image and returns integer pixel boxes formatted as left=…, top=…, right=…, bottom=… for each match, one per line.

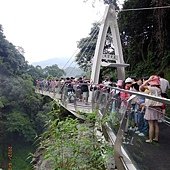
left=0, top=0, right=124, bottom=65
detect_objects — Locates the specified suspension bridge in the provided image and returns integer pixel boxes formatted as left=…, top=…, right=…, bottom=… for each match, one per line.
left=36, top=4, right=170, bottom=170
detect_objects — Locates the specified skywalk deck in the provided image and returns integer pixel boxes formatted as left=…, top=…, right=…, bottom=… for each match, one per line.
left=36, top=89, right=170, bottom=170
left=36, top=90, right=92, bottom=119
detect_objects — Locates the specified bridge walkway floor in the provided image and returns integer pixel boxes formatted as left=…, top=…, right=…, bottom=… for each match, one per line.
left=124, top=123, right=170, bottom=170
left=37, top=90, right=170, bottom=170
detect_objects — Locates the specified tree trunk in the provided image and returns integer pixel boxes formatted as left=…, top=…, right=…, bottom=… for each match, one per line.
left=153, top=0, right=165, bottom=59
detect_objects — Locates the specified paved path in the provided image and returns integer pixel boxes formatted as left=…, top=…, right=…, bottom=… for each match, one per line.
left=36, top=90, right=92, bottom=119
left=124, top=123, right=170, bottom=170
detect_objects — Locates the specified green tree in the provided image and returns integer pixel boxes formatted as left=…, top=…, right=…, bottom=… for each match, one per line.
left=0, top=24, right=54, bottom=167
left=43, top=64, right=65, bottom=78
left=0, top=25, right=27, bottom=76
left=26, top=65, right=44, bottom=81
left=118, top=0, right=170, bottom=76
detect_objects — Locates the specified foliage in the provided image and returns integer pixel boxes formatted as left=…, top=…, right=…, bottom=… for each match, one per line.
left=6, top=112, right=36, bottom=141
left=118, top=0, right=170, bottom=76
left=35, top=104, right=113, bottom=170
left=0, top=24, right=55, bottom=167
left=43, top=64, right=65, bottom=78
left=26, top=64, right=65, bottom=81
left=26, top=65, right=44, bottom=81
left=0, top=25, right=27, bottom=76
left=84, top=0, right=119, bottom=8
left=0, top=23, right=61, bottom=141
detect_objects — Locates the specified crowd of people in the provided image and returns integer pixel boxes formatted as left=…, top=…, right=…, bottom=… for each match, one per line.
left=36, top=71, right=170, bottom=143
left=36, top=76, right=90, bottom=104
left=110, top=72, right=169, bottom=144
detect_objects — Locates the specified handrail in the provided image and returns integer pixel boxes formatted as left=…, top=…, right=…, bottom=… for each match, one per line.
left=90, top=86, right=170, bottom=170
left=102, top=86, right=170, bottom=104
left=36, top=83, right=170, bottom=170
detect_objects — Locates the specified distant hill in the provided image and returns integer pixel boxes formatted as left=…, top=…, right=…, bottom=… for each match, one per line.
left=32, top=57, right=69, bottom=68
left=31, top=58, right=84, bottom=77
left=64, top=67, right=84, bottom=77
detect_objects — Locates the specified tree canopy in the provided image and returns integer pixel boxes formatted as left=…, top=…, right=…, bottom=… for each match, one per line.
left=118, top=0, right=170, bottom=76
left=0, top=24, right=65, bottom=151
left=77, top=0, right=170, bottom=78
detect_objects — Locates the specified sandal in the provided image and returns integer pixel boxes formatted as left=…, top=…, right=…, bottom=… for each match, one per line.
left=153, top=139, right=159, bottom=143
left=145, top=139, right=152, bottom=143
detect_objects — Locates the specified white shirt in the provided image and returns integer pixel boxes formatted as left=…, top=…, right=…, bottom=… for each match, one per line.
left=160, top=78, right=170, bottom=93
left=103, top=81, right=111, bottom=86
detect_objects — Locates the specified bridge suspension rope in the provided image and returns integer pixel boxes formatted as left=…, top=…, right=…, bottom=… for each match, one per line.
left=66, top=25, right=100, bottom=76
left=62, top=17, right=103, bottom=76
left=118, top=5, right=170, bottom=12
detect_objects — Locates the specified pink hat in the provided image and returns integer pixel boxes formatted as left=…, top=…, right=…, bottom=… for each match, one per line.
left=148, top=75, right=160, bottom=86
left=116, top=80, right=123, bottom=87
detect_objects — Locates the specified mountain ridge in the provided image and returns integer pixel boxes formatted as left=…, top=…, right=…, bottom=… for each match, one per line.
left=31, top=57, right=70, bottom=68
left=31, top=57, right=84, bottom=77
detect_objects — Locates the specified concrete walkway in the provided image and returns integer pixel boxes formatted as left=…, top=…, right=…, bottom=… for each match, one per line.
left=124, top=123, right=170, bottom=170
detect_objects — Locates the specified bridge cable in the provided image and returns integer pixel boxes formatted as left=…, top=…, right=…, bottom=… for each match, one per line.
left=65, top=18, right=103, bottom=76
left=61, top=33, right=96, bottom=70
left=117, top=5, right=170, bottom=12
left=61, top=17, right=102, bottom=73
left=69, top=32, right=97, bottom=76
left=66, top=29, right=99, bottom=76
left=66, top=23, right=100, bottom=76
left=68, top=24, right=99, bottom=73
left=61, top=49, right=79, bottom=71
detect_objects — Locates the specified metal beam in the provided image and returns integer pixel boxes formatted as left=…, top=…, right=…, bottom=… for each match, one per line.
left=90, top=4, right=128, bottom=84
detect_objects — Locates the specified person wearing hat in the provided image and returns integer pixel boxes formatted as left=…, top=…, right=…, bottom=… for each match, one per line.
left=125, top=77, right=133, bottom=84
left=140, top=75, right=163, bottom=143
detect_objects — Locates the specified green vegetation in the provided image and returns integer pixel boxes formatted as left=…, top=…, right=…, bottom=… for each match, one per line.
left=1, top=0, right=170, bottom=169
left=0, top=140, right=35, bottom=170
left=118, top=0, right=170, bottom=76
left=0, top=25, right=65, bottom=169
left=33, top=103, right=112, bottom=170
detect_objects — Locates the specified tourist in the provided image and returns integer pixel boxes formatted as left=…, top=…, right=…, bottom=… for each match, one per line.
left=81, top=79, right=89, bottom=104
left=158, top=71, right=170, bottom=98
left=140, top=75, right=163, bottom=143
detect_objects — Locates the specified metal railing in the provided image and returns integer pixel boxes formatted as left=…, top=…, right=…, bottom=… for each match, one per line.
left=91, top=86, right=170, bottom=170
left=36, top=83, right=170, bottom=170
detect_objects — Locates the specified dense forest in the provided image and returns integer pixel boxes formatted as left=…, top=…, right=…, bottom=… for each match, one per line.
left=0, top=25, right=65, bottom=169
left=119, top=0, right=170, bottom=77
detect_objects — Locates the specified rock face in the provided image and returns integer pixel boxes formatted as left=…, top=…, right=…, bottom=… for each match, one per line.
left=32, top=147, right=53, bottom=170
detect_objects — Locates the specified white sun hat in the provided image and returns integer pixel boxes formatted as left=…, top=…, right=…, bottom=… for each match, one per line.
left=125, top=77, right=133, bottom=83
